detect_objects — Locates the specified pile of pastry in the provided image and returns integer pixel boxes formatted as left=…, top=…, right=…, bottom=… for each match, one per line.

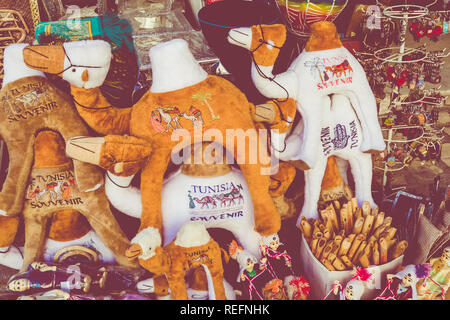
left=298, top=199, right=408, bottom=271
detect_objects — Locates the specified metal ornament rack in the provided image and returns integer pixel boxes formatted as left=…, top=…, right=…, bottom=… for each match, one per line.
left=370, top=4, right=432, bottom=195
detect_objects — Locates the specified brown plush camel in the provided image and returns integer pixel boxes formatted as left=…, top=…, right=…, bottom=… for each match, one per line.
left=18, top=130, right=139, bottom=271
left=0, top=76, right=103, bottom=218
left=22, top=39, right=293, bottom=240
left=126, top=221, right=227, bottom=300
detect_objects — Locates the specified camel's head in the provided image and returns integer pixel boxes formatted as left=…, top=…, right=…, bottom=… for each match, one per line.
left=23, top=40, right=112, bottom=89
left=128, top=227, right=162, bottom=261
left=228, top=24, right=286, bottom=66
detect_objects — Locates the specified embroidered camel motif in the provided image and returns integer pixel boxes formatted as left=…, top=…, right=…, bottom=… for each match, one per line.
left=194, top=196, right=217, bottom=209
left=324, top=59, right=353, bottom=79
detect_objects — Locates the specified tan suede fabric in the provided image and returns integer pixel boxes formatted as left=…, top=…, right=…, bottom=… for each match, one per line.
left=0, top=216, right=19, bottom=247
left=0, top=76, right=103, bottom=217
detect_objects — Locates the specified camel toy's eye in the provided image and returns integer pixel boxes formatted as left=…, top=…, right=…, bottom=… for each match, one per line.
left=72, top=68, right=76, bottom=72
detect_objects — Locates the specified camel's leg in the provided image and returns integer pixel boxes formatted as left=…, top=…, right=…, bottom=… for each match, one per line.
left=167, top=272, right=188, bottom=300
left=294, top=95, right=326, bottom=169
left=0, top=138, right=35, bottom=217
left=79, top=189, right=139, bottom=270
left=57, top=125, right=104, bottom=193
left=208, top=268, right=227, bottom=300
left=347, top=152, right=375, bottom=207
left=22, top=210, right=51, bottom=271
left=297, top=155, right=328, bottom=224
left=237, top=162, right=281, bottom=236
left=138, top=152, right=170, bottom=232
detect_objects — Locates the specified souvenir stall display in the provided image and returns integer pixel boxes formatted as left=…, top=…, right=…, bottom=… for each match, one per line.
left=0, top=0, right=448, bottom=302
left=351, top=2, right=448, bottom=196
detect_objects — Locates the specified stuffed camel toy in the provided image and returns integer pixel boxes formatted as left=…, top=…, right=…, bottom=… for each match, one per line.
left=0, top=43, right=138, bottom=271
left=227, top=21, right=385, bottom=170
left=0, top=44, right=104, bottom=218
left=22, top=39, right=293, bottom=245
left=228, top=22, right=383, bottom=221
left=126, top=221, right=228, bottom=300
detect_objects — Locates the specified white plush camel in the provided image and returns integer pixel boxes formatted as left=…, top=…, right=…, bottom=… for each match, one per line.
left=280, top=94, right=375, bottom=223
left=227, top=23, right=385, bottom=171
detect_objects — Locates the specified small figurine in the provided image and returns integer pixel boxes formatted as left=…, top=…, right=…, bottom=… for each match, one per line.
left=375, top=264, right=431, bottom=300
left=261, top=279, right=287, bottom=300
left=7, top=262, right=93, bottom=294
left=417, top=247, right=450, bottom=300
left=330, top=267, right=373, bottom=300
left=229, top=240, right=274, bottom=300
left=259, top=234, right=293, bottom=279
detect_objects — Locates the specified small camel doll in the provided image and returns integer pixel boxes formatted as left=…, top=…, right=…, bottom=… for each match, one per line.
left=125, top=221, right=227, bottom=300
left=417, top=247, right=450, bottom=300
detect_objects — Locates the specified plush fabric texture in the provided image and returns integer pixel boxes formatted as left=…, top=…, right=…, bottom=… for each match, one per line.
left=0, top=216, right=19, bottom=247
left=68, top=75, right=281, bottom=237
left=137, top=236, right=226, bottom=300
left=269, top=162, right=296, bottom=198
left=33, top=130, right=91, bottom=242
left=305, top=21, right=342, bottom=52
left=250, top=24, right=286, bottom=67
left=0, top=76, right=103, bottom=217
left=97, top=135, right=151, bottom=176
left=10, top=125, right=138, bottom=271
left=22, top=46, right=66, bottom=75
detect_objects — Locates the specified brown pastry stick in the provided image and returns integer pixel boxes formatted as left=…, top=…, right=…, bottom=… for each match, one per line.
left=310, top=238, right=319, bottom=256
left=371, top=206, right=379, bottom=217
left=323, top=228, right=333, bottom=241
left=313, top=220, right=321, bottom=236
left=361, top=214, right=375, bottom=236
left=386, top=238, right=397, bottom=251
left=382, top=216, right=392, bottom=228
left=320, top=208, right=330, bottom=223
left=347, top=233, right=357, bottom=244
left=359, top=251, right=371, bottom=268
left=338, top=229, right=346, bottom=238
left=333, top=200, right=341, bottom=211
left=362, top=201, right=371, bottom=217
left=391, top=240, right=408, bottom=259
left=318, top=223, right=326, bottom=233
left=352, top=216, right=365, bottom=234
left=328, top=238, right=343, bottom=261
left=339, top=236, right=353, bottom=257
left=340, top=204, right=351, bottom=236
left=324, top=217, right=334, bottom=239
left=332, top=256, right=346, bottom=271
left=368, top=235, right=378, bottom=248
left=321, top=241, right=334, bottom=260
left=327, top=204, right=339, bottom=232
left=348, top=234, right=365, bottom=260
left=372, top=225, right=387, bottom=239
left=354, top=207, right=363, bottom=220
left=347, top=201, right=354, bottom=232
left=357, top=242, right=373, bottom=267
left=352, top=240, right=367, bottom=264
left=313, top=231, right=323, bottom=240
left=372, top=243, right=380, bottom=265
left=299, top=216, right=312, bottom=240
left=379, top=238, right=388, bottom=264
left=321, top=257, right=336, bottom=271
left=381, top=227, right=397, bottom=241
left=341, top=255, right=353, bottom=269
left=315, top=238, right=327, bottom=259
left=373, top=212, right=385, bottom=231
left=351, top=198, right=358, bottom=215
